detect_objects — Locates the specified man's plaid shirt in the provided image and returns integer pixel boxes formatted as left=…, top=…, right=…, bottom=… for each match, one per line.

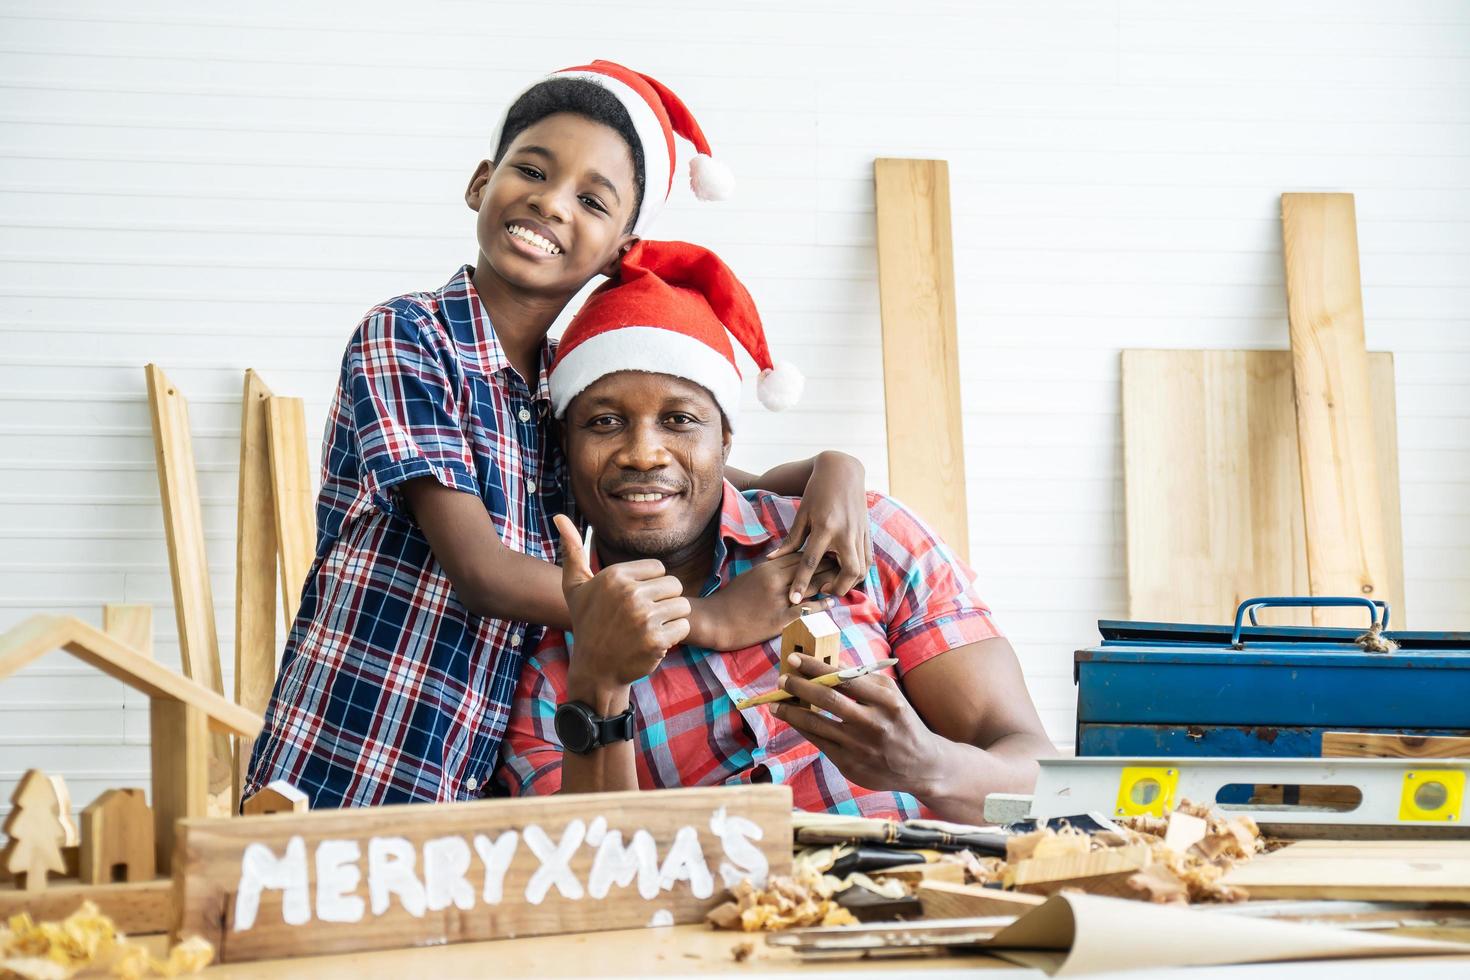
left=246, top=266, right=565, bottom=808
left=496, top=484, right=1003, bottom=818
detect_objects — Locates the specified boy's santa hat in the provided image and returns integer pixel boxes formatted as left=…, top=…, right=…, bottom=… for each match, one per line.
left=548, top=240, right=802, bottom=426
left=490, top=60, right=733, bottom=237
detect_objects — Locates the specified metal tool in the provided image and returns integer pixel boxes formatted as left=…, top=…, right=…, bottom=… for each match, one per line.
left=735, top=658, right=899, bottom=710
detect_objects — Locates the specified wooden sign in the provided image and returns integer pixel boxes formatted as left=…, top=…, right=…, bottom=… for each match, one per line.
left=175, top=786, right=792, bottom=963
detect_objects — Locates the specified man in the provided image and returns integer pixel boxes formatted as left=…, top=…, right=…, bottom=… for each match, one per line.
left=496, top=240, right=1054, bottom=820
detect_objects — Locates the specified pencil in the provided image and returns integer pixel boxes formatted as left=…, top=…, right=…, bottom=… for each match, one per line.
left=734, top=659, right=898, bottom=711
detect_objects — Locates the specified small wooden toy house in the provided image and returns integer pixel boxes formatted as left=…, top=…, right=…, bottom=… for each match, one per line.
left=81, top=788, right=156, bottom=884
left=780, top=611, right=840, bottom=670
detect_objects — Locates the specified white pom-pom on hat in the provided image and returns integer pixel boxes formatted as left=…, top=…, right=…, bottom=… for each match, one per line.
left=756, top=360, right=804, bottom=412
left=689, top=153, right=735, bottom=202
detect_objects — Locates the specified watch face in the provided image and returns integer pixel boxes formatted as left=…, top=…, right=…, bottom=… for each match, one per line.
left=555, top=702, right=597, bottom=754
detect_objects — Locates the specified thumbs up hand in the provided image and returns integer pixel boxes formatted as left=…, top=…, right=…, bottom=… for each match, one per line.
left=554, top=515, right=691, bottom=691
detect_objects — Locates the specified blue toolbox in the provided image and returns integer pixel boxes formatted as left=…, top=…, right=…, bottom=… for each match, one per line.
left=1074, top=596, right=1470, bottom=758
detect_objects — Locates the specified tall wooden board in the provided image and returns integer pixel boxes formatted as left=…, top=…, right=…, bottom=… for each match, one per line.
left=235, top=371, right=278, bottom=803
left=1282, top=193, right=1392, bottom=627
left=266, top=395, right=316, bottom=624
left=1123, top=350, right=1404, bottom=627
left=145, top=364, right=234, bottom=809
left=873, top=158, right=969, bottom=560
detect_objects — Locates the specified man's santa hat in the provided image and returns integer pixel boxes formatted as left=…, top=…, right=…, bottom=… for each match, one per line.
left=489, top=60, right=733, bottom=237
left=548, top=240, right=802, bottom=426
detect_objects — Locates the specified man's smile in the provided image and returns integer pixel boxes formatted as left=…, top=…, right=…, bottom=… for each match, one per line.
left=606, top=483, right=685, bottom=516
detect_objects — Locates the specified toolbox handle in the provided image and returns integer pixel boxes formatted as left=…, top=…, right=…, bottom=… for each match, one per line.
left=1232, top=596, right=1391, bottom=645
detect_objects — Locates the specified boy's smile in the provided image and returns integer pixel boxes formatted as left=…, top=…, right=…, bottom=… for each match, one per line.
left=466, top=113, right=638, bottom=301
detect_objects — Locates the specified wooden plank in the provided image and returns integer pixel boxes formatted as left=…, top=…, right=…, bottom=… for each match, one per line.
left=917, top=881, right=1044, bottom=919
left=146, top=364, right=234, bottom=807
left=873, top=158, right=969, bottom=561
left=266, top=395, right=316, bottom=625
left=1282, top=192, right=1392, bottom=628
left=0, top=614, right=263, bottom=738
left=1323, top=732, right=1470, bottom=759
left=1223, top=840, right=1470, bottom=900
left=0, top=878, right=174, bottom=934
left=175, top=786, right=793, bottom=963
left=1004, top=844, right=1153, bottom=897
left=145, top=364, right=225, bottom=695
left=871, top=861, right=966, bottom=885
left=1368, top=354, right=1408, bottom=627
left=236, top=371, right=279, bottom=807
left=103, top=604, right=153, bottom=660
left=1123, top=350, right=1403, bottom=626
left=151, top=698, right=209, bottom=876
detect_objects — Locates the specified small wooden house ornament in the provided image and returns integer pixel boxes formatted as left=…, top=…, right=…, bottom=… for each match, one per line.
left=780, top=611, right=840, bottom=709
left=80, top=788, right=156, bottom=884
left=781, top=610, right=840, bottom=669
left=241, top=779, right=309, bottom=816
left=1, top=769, right=69, bottom=891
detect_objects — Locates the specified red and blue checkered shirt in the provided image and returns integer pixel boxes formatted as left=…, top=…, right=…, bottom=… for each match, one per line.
left=496, top=484, right=1003, bottom=818
left=246, top=266, right=565, bottom=808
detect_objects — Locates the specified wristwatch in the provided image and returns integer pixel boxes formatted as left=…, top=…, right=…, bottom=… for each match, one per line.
left=554, top=700, right=636, bottom=755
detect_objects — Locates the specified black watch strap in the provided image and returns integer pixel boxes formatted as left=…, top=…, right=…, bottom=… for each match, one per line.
left=556, top=700, right=636, bottom=754
left=593, top=705, right=636, bottom=745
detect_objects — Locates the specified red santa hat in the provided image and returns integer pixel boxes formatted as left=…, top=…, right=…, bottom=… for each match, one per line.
left=489, top=60, right=733, bottom=237
left=548, top=240, right=803, bottom=426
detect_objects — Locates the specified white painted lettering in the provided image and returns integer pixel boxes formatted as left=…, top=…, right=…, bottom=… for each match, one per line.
left=423, top=835, right=475, bottom=912
left=314, top=839, right=365, bottom=923
left=473, top=831, right=519, bottom=904
left=523, top=820, right=585, bottom=904
left=587, top=828, right=660, bottom=900
left=368, top=836, right=427, bottom=917
left=710, top=806, right=770, bottom=888
left=233, top=836, right=310, bottom=931
left=658, top=826, right=714, bottom=899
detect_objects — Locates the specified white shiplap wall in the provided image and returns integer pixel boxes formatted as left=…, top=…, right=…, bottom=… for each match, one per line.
left=2, top=1, right=1469, bottom=818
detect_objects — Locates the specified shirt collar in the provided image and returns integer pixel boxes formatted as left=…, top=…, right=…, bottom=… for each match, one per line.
left=441, top=265, right=555, bottom=402
left=716, top=480, right=778, bottom=550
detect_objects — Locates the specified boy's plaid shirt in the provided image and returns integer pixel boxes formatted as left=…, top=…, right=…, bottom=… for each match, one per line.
left=246, top=266, right=565, bottom=808
left=496, top=485, right=1004, bottom=817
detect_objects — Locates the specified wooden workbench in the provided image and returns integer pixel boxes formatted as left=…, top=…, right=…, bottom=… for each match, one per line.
left=172, top=924, right=1015, bottom=977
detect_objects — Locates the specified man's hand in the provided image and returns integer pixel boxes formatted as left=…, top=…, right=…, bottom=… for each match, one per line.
left=772, top=652, right=946, bottom=797
left=555, top=515, right=690, bottom=698
left=691, top=553, right=837, bottom=651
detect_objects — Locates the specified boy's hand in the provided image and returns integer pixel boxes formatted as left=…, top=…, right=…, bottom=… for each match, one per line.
left=767, top=452, right=872, bottom=604
left=555, top=515, right=690, bottom=694
left=772, top=652, right=946, bottom=799
left=689, top=552, right=836, bottom=651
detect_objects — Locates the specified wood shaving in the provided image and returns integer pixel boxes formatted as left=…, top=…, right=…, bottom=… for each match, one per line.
left=706, top=872, right=859, bottom=932
left=0, top=902, right=213, bottom=979
left=987, top=801, right=1262, bottom=905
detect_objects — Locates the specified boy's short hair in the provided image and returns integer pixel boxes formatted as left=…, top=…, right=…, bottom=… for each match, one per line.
left=494, top=77, right=646, bottom=232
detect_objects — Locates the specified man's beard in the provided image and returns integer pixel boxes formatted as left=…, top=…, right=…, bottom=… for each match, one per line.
left=593, top=509, right=721, bottom=567
left=597, top=524, right=693, bottom=561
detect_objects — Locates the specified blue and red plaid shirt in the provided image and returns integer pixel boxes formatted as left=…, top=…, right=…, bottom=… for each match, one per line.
left=246, top=266, right=565, bottom=808
left=496, top=485, right=1003, bottom=818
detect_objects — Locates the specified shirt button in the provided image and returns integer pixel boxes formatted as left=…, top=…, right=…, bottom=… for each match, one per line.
left=526, top=478, right=537, bottom=494
left=518, top=408, right=531, bottom=422
left=510, top=633, right=522, bottom=647
left=465, top=776, right=479, bottom=792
